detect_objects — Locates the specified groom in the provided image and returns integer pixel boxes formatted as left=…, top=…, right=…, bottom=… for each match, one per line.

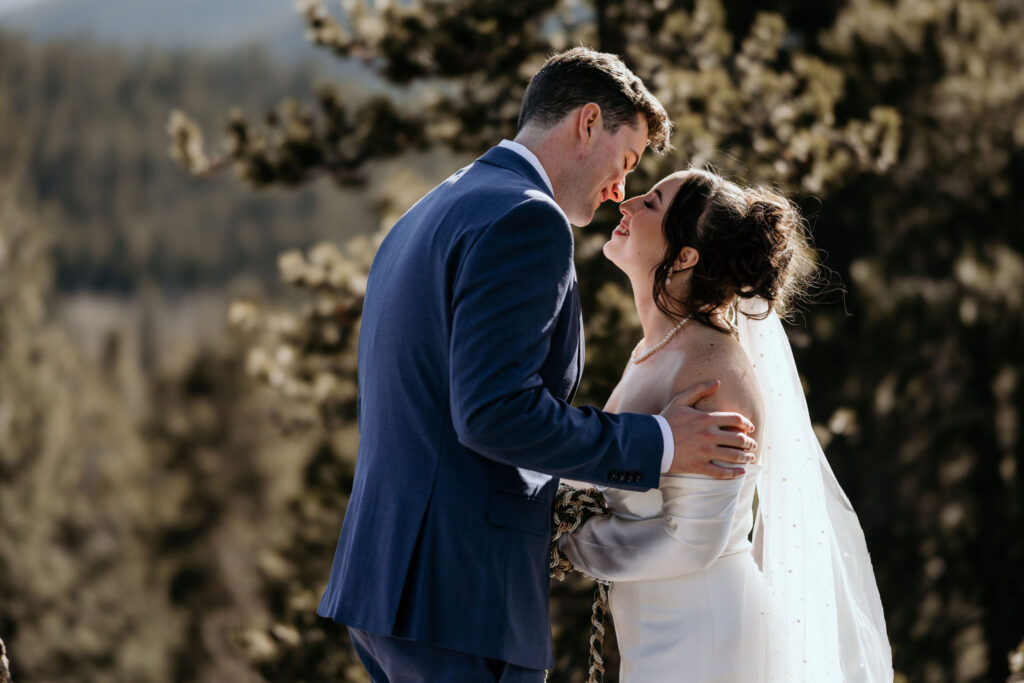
left=317, top=48, right=757, bottom=681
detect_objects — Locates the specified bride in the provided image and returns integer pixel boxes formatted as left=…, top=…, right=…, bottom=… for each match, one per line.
left=558, top=168, right=893, bottom=682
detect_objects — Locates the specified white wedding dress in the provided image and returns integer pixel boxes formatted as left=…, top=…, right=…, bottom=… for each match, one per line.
left=561, top=468, right=776, bottom=681
left=559, top=301, right=893, bottom=682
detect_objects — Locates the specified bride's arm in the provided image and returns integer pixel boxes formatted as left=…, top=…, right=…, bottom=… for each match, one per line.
left=558, top=474, right=744, bottom=581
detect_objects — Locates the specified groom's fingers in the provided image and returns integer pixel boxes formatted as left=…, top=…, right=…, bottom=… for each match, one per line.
left=712, top=446, right=756, bottom=465
left=719, top=429, right=757, bottom=452
left=702, top=461, right=747, bottom=479
left=710, top=410, right=756, bottom=434
left=666, top=380, right=720, bottom=409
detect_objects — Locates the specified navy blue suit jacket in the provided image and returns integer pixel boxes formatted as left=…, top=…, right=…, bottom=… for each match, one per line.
left=317, top=146, right=663, bottom=670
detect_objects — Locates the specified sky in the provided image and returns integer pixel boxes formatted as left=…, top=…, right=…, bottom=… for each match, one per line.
left=0, top=0, right=44, bottom=16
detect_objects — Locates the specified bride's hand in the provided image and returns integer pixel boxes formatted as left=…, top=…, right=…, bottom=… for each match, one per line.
left=660, top=381, right=757, bottom=478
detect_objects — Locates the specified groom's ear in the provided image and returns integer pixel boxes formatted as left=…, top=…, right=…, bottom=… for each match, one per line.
left=576, top=103, right=602, bottom=144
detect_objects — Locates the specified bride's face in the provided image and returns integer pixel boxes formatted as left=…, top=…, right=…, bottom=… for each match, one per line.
left=603, top=173, right=685, bottom=281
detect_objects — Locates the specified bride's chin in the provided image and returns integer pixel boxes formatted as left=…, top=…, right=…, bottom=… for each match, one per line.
left=601, top=241, right=620, bottom=265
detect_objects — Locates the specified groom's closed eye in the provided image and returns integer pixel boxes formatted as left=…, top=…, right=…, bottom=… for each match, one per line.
left=625, top=151, right=640, bottom=173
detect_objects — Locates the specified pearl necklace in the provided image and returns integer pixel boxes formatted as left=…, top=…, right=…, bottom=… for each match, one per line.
left=631, top=318, right=688, bottom=364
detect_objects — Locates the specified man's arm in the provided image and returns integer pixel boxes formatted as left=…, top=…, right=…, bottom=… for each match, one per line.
left=449, top=197, right=663, bottom=488
left=558, top=474, right=746, bottom=581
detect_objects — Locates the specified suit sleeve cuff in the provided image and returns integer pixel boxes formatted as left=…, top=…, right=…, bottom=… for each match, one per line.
left=653, top=414, right=674, bottom=473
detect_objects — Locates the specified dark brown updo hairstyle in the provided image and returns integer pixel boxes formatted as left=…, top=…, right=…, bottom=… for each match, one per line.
left=653, top=168, right=816, bottom=333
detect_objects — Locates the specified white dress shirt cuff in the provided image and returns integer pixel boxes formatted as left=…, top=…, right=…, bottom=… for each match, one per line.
left=653, top=414, right=674, bottom=473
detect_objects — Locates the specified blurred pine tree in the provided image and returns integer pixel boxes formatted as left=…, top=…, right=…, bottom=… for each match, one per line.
left=174, top=1, right=1024, bottom=681
left=0, top=151, right=183, bottom=680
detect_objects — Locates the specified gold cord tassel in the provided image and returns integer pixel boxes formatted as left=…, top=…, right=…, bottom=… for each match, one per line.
left=550, top=485, right=612, bottom=683
left=585, top=581, right=610, bottom=683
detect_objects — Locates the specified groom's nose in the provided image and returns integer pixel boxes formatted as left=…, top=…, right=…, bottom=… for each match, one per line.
left=608, top=178, right=625, bottom=203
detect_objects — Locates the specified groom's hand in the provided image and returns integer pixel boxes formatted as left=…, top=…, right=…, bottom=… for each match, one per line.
left=660, top=381, right=757, bottom=479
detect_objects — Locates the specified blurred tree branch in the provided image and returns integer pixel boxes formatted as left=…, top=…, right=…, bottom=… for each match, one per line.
left=168, top=0, right=897, bottom=195
left=1010, top=637, right=1024, bottom=682
left=168, top=2, right=903, bottom=679
left=166, top=0, right=1024, bottom=681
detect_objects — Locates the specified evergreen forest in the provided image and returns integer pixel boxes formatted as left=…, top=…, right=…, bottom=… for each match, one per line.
left=1, top=1, right=1023, bottom=681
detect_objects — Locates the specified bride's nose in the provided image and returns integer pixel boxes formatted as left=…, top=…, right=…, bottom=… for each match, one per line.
left=620, top=196, right=637, bottom=216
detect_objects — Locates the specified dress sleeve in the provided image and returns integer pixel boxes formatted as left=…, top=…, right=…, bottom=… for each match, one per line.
left=558, top=474, right=745, bottom=581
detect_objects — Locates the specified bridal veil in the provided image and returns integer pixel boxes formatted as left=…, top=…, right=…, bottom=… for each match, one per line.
left=736, top=298, right=893, bottom=682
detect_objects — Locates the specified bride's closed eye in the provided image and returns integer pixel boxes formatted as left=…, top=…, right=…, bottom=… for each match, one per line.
left=643, top=187, right=663, bottom=210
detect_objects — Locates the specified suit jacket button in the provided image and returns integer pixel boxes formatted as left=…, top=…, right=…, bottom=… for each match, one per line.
left=608, top=471, right=620, bottom=482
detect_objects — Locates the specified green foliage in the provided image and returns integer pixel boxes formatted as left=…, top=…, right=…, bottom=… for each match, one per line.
left=178, top=0, right=899, bottom=195
left=0, top=163, right=359, bottom=681
left=0, top=71, right=363, bottom=679
left=0, top=176, right=182, bottom=680
left=189, top=2, right=909, bottom=682
left=201, top=1, right=1024, bottom=681
left=223, top=237, right=372, bottom=679
left=801, top=2, right=1024, bottom=680
left=1, top=0, right=1021, bottom=680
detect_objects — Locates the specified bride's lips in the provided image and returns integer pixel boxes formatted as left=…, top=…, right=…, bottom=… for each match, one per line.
left=613, top=221, right=630, bottom=237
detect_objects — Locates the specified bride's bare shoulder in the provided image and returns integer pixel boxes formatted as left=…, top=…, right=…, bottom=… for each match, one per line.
left=672, top=321, right=763, bottom=428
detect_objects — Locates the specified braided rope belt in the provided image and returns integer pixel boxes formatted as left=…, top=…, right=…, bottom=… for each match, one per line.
left=550, top=484, right=612, bottom=683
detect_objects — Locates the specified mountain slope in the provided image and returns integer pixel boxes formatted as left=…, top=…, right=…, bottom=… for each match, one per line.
left=1, top=0, right=332, bottom=63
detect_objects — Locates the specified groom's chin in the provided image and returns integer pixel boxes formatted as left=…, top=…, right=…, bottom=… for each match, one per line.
left=564, top=202, right=598, bottom=228
left=566, top=211, right=593, bottom=228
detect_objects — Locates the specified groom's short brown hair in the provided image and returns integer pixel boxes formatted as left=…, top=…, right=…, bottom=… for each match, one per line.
left=518, top=47, right=672, bottom=153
